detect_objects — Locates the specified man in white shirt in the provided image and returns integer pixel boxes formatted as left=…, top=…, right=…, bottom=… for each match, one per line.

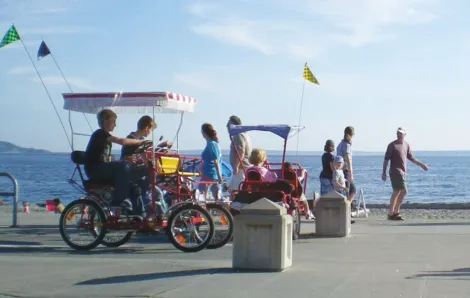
left=227, top=115, right=252, bottom=192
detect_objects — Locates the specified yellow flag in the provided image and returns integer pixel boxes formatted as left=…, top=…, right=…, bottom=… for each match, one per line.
left=303, top=63, right=319, bottom=85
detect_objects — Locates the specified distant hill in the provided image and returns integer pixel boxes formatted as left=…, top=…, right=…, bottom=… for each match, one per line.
left=0, top=141, right=50, bottom=154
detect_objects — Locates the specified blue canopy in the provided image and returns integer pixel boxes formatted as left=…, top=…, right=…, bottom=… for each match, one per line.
left=227, top=124, right=304, bottom=140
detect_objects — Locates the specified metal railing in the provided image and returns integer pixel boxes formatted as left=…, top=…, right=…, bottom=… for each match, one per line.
left=353, top=189, right=368, bottom=218
left=0, top=172, right=19, bottom=227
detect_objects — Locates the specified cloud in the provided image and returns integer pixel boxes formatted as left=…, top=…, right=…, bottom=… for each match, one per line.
left=187, top=0, right=439, bottom=59
left=0, top=0, right=89, bottom=36
left=191, top=23, right=272, bottom=55
left=308, top=0, right=438, bottom=47
left=186, top=2, right=218, bottom=17
left=20, top=26, right=93, bottom=36
left=173, top=72, right=217, bottom=92
left=27, top=7, right=69, bottom=15
left=9, top=65, right=46, bottom=75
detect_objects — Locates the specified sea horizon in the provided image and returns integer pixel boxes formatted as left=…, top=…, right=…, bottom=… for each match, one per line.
left=3, top=150, right=470, bottom=157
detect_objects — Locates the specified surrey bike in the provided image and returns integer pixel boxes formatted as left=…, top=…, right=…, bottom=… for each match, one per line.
left=152, top=144, right=234, bottom=249
left=58, top=91, right=214, bottom=252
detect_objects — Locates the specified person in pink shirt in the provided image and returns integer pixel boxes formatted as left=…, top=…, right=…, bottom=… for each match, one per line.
left=246, top=148, right=277, bottom=182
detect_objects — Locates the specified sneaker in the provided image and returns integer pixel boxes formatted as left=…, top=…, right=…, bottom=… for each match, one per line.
left=306, top=211, right=315, bottom=220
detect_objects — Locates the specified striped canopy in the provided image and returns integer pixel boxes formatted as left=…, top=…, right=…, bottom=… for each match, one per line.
left=62, top=92, right=197, bottom=114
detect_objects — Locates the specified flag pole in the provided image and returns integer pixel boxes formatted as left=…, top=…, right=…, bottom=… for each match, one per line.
left=42, top=39, right=93, bottom=132
left=295, top=78, right=306, bottom=156
left=16, top=30, right=72, bottom=148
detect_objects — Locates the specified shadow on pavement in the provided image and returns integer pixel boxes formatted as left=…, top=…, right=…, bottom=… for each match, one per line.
left=400, top=222, right=470, bottom=227
left=407, top=268, right=470, bottom=280
left=0, top=225, right=60, bottom=236
left=0, top=245, right=182, bottom=255
left=0, top=240, right=42, bottom=245
left=76, top=267, right=266, bottom=285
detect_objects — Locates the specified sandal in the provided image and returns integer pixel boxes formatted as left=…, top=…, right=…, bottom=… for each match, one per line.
left=393, top=213, right=404, bottom=221
left=387, top=213, right=404, bottom=221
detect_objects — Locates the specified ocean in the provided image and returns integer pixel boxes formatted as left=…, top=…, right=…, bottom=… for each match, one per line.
left=0, top=153, right=469, bottom=205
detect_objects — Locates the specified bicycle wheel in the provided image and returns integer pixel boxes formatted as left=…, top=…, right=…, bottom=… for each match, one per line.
left=88, top=209, right=134, bottom=248
left=206, top=203, right=234, bottom=249
left=59, top=199, right=106, bottom=251
left=167, top=203, right=214, bottom=253
left=100, top=231, right=134, bottom=247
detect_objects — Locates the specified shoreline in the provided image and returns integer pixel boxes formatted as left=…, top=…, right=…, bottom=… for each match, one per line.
left=364, top=202, right=470, bottom=210
left=1, top=201, right=470, bottom=212
left=1, top=203, right=470, bottom=221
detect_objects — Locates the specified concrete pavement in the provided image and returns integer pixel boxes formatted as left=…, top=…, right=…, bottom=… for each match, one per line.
left=0, top=212, right=469, bottom=297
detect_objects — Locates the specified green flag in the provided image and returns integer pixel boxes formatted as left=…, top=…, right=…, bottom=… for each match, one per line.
left=0, top=25, right=21, bottom=49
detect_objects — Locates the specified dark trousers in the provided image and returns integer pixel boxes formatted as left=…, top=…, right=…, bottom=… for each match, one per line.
left=88, top=161, right=149, bottom=213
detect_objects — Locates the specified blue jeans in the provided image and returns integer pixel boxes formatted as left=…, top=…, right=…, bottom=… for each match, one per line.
left=320, top=178, right=333, bottom=196
left=198, top=177, right=221, bottom=200
left=135, top=172, right=165, bottom=212
left=87, top=161, right=149, bottom=212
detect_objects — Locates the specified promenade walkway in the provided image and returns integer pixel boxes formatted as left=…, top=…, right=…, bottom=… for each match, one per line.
left=0, top=212, right=469, bottom=297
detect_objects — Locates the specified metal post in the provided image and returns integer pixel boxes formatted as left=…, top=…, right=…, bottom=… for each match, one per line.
left=0, top=172, right=19, bottom=227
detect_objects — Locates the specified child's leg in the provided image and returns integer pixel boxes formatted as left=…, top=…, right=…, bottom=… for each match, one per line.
left=300, top=193, right=314, bottom=219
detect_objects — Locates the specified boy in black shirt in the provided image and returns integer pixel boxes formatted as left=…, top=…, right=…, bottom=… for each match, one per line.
left=85, top=109, right=148, bottom=215
left=120, top=116, right=172, bottom=210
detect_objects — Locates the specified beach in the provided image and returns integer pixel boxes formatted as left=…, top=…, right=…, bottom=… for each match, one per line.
left=3, top=202, right=470, bottom=221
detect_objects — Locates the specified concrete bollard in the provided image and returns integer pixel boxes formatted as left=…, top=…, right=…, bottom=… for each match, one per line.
left=232, top=198, right=293, bottom=272
left=315, top=191, right=351, bottom=237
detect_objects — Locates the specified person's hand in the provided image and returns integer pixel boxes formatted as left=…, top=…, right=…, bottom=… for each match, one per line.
left=142, top=140, right=153, bottom=146
left=124, top=155, right=137, bottom=164
left=165, top=140, right=173, bottom=148
left=421, top=164, right=429, bottom=171
left=381, top=173, right=387, bottom=182
left=218, top=178, right=223, bottom=184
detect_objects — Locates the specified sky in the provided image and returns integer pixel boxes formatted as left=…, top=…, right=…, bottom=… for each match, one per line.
left=0, top=0, right=469, bottom=153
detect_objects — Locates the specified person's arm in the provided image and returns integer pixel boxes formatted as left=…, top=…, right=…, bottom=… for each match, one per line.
left=332, top=172, right=348, bottom=192
left=328, top=154, right=335, bottom=172
left=157, top=140, right=173, bottom=148
left=108, top=135, right=145, bottom=146
left=209, top=142, right=223, bottom=183
left=407, top=144, right=428, bottom=171
left=214, top=159, right=223, bottom=183
left=344, top=143, right=353, bottom=181
left=231, top=135, right=245, bottom=174
left=382, top=143, right=392, bottom=181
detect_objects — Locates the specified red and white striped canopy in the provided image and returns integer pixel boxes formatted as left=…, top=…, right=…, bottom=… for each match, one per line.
left=62, top=92, right=197, bottom=114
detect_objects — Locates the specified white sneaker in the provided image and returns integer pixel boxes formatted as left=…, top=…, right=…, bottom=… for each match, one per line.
left=306, top=211, right=315, bottom=220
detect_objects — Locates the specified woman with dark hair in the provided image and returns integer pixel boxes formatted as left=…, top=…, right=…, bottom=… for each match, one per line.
left=199, top=123, right=223, bottom=200
left=319, top=139, right=335, bottom=196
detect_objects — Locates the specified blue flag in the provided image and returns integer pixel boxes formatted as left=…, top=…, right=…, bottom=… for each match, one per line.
left=37, top=41, right=50, bottom=60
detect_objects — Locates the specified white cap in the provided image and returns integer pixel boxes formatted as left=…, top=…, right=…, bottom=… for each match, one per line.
left=397, top=127, right=407, bottom=134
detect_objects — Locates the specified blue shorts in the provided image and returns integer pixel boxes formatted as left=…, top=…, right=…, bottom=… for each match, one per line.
left=343, top=171, right=357, bottom=196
